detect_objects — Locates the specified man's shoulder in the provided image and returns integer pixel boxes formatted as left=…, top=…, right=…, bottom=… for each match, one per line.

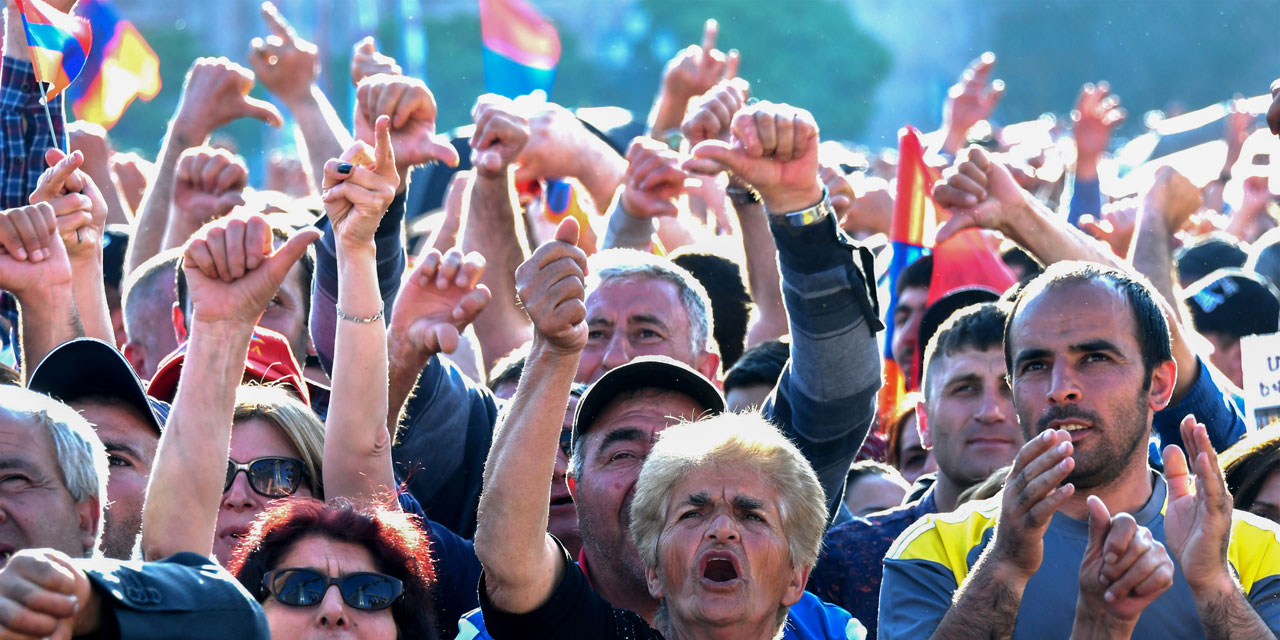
left=884, top=497, right=999, bottom=577
left=1227, top=509, right=1280, bottom=595
left=824, top=500, right=933, bottom=558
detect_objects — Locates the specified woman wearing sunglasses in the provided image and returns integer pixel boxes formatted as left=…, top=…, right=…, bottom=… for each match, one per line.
left=143, top=116, right=444, bottom=639
left=217, top=385, right=325, bottom=565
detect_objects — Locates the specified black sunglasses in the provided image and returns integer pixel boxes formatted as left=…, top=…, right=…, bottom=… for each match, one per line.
left=262, top=568, right=403, bottom=610
left=225, top=457, right=309, bottom=498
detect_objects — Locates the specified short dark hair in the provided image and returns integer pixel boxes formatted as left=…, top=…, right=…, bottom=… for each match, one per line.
left=896, top=254, right=933, bottom=297
left=1004, top=262, right=1171, bottom=385
left=229, top=498, right=439, bottom=639
left=723, top=338, right=789, bottom=395
left=922, top=303, right=1008, bottom=395
left=1000, top=244, right=1043, bottom=280
left=176, top=225, right=314, bottom=330
left=487, top=343, right=530, bottom=392
left=671, top=251, right=751, bottom=370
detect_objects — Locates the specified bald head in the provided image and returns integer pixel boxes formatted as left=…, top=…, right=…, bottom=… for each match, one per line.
left=122, top=249, right=181, bottom=379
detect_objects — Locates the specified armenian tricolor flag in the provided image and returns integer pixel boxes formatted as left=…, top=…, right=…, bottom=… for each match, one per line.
left=69, top=0, right=161, bottom=129
left=478, top=0, right=560, bottom=98
left=881, top=126, right=941, bottom=406
left=15, top=0, right=91, bottom=101
left=878, top=126, right=1017, bottom=425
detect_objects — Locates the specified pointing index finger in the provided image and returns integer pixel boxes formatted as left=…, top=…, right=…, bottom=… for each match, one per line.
left=261, top=1, right=298, bottom=44
left=701, top=19, right=718, bottom=55
left=373, top=115, right=396, bottom=176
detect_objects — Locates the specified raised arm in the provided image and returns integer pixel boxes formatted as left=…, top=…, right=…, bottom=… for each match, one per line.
left=682, top=78, right=789, bottom=347
left=311, top=72, right=457, bottom=374
left=936, top=53, right=1004, bottom=158
left=464, top=94, right=534, bottom=370
left=66, top=123, right=132, bottom=226
left=0, top=548, right=270, bottom=640
left=601, top=136, right=687, bottom=251
left=516, top=101, right=627, bottom=215
left=0, top=204, right=80, bottom=370
left=646, top=19, right=737, bottom=145
left=160, top=147, right=248, bottom=252
left=125, top=58, right=283, bottom=273
left=385, top=249, right=491, bottom=440
left=474, top=218, right=587, bottom=614
left=688, top=101, right=883, bottom=520
left=1068, top=82, right=1124, bottom=226
left=935, top=150, right=1238, bottom=436
left=321, top=117, right=401, bottom=500
left=141, top=214, right=317, bottom=561
left=29, top=149, right=114, bottom=346
left=248, top=1, right=349, bottom=193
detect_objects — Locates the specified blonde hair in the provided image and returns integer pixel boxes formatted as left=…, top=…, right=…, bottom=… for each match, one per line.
left=232, top=385, right=325, bottom=499
left=629, top=410, right=826, bottom=574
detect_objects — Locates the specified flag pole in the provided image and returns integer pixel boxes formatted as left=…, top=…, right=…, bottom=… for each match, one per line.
left=39, top=92, right=65, bottom=153
left=39, top=87, right=76, bottom=242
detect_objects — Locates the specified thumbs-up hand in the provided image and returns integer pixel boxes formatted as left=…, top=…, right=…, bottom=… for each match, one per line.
left=515, top=217, right=588, bottom=354
left=182, top=213, right=321, bottom=327
left=173, top=57, right=284, bottom=146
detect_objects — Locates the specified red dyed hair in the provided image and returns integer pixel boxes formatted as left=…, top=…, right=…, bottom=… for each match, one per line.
left=228, top=497, right=439, bottom=639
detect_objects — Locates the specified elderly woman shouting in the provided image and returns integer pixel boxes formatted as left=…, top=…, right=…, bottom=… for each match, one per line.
left=474, top=221, right=833, bottom=640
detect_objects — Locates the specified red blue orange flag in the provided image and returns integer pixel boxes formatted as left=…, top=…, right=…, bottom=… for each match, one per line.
left=478, top=0, right=560, bottom=98
left=879, top=126, right=1016, bottom=421
left=69, top=0, right=161, bottom=129
left=15, top=0, right=91, bottom=101
left=880, top=126, right=940, bottom=416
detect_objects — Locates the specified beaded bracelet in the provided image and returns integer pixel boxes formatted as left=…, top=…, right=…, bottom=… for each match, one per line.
left=336, top=302, right=385, bottom=324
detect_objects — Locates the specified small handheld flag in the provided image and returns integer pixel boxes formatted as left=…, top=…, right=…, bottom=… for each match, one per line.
left=15, top=0, right=92, bottom=102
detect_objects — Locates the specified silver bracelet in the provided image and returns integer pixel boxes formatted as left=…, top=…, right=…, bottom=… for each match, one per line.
left=336, top=303, right=385, bottom=324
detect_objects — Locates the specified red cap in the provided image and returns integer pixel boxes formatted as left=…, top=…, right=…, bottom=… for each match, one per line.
left=147, top=326, right=310, bottom=406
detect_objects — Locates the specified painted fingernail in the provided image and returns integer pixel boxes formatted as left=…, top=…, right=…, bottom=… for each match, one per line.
left=337, top=163, right=353, bottom=174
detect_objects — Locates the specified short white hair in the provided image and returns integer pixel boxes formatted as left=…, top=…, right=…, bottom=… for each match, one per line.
left=0, top=386, right=107, bottom=556
left=588, top=249, right=716, bottom=358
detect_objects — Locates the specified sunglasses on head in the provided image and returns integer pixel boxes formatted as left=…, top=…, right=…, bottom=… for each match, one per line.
left=262, top=568, right=403, bottom=610
left=225, top=457, right=308, bottom=498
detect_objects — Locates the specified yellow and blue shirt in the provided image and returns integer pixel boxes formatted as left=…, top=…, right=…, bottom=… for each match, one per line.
left=879, top=475, right=1280, bottom=638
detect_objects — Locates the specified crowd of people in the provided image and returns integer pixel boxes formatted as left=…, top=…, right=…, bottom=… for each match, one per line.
left=1, top=0, right=1280, bottom=637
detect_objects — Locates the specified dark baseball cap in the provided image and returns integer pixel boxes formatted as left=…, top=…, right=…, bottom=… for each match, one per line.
left=572, top=356, right=725, bottom=447
left=1183, top=268, right=1280, bottom=338
left=916, top=287, right=1002, bottom=379
left=27, top=338, right=168, bottom=433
